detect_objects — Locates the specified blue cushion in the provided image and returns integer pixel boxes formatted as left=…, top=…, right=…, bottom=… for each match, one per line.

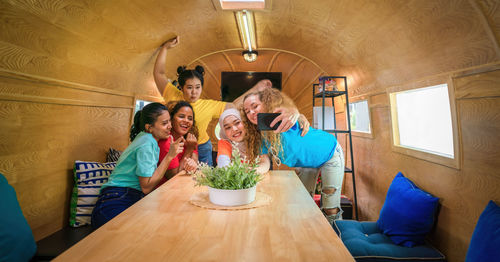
left=465, top=200, right=500, bottom=262
left=334, top=220, right=445, bottom=262
left=377, top=172, right=439, bottom=247
left=0, top=173, right=37, bottom=262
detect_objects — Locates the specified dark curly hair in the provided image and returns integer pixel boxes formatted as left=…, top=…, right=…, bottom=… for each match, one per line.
left=166, top=100, right=199, bottom=139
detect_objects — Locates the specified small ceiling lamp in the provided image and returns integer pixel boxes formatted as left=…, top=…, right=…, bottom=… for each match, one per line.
left=235, top=10, right=258, bottom=62
left=242, top=50, right=258, bottom=62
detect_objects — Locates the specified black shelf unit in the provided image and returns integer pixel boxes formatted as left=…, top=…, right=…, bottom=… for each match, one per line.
left=313, top=76, right=359, bottom=220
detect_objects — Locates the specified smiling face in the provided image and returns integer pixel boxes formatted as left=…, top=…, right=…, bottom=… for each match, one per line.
left=172, top=106, right=194, bottom=136
left=223, top=115, right=246, bottom=142
left=243, top=94, right=264, bottom=125
left=182, top=77, right=202, bottom=103
left=147, top=110, right=172, bottom=140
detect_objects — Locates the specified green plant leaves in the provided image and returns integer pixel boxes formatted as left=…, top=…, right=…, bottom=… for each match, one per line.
left=194, top=147, right=262, bottom=190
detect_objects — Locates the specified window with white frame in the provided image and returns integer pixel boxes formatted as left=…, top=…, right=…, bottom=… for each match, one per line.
left=391, top=84, right=454, bottom=158
left=134, top=100, right=153, bottom=114
left=349, top=100, right=371, bottom=133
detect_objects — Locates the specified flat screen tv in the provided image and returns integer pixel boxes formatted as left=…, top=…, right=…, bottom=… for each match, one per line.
left=220, top=72, right=282, bottom=102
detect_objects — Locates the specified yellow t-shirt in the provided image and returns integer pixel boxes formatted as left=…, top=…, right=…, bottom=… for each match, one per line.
left=162, top=82, right=226, bottom=144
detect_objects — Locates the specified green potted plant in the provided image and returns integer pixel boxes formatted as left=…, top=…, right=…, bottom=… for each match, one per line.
left=194, top=149, right=262, bottom=206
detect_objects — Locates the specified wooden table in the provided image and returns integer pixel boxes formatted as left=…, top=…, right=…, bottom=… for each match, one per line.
left=54, top=171, right=354, bottom=261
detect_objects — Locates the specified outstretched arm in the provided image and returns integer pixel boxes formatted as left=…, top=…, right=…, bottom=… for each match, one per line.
left=153, top=36, right=179, bottom=95
left=271, top=91, right=302, bottom=133
left=231, top=79, right=273, bottom=108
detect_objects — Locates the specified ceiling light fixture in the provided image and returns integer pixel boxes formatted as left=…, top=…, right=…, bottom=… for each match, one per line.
left=235, top=10, right=258, bottom=62
left=243, top=50, right=258, bottom=62
left=220, top=0, right=265, bottom=10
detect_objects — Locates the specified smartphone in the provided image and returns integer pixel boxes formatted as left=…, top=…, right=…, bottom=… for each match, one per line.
left=257, top=113, right=282, bottom=131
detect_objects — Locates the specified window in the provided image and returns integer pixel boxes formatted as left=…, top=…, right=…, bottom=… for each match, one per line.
left=389, top=83, right=459, bottom=168
left=349, top=100, right=371, bottom=134
left=134, top=100, right=152, bottom=114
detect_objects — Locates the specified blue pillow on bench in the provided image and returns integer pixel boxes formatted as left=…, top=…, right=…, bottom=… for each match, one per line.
left=0, top=173, right=37, bottom=262
left=465, top=200, right=500, bottom=262
left=377, top=172, right=439, bottom=247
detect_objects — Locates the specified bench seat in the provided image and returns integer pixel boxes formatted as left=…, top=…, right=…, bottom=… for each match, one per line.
left=34, top=225, right=93, bottom=261
left=333, top=220, right=446, bottom=262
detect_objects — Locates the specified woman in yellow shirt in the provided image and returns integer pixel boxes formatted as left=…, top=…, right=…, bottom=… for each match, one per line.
left=154, top=37, right=301, bottom=166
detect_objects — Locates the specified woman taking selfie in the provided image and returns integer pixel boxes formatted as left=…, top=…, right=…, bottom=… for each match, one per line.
left=91, top=103, right=184, bottom=229
left=153, top=37, right=299, bottom=166
left=241, top=88, right=345, bottom=222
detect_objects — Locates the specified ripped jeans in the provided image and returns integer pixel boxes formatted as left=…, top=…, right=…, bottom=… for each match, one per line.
left=296, top=144, right=345, bottom=219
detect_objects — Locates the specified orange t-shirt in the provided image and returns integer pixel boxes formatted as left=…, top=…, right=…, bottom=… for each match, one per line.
left=217, top=139, right=232, bottom=159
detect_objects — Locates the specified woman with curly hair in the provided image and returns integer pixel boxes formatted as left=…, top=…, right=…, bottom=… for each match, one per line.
left=154, top=37, right=299, bottom=166
left=242, top=87, right=345, bottom=222
left=155, top=100, right=199, bottom=188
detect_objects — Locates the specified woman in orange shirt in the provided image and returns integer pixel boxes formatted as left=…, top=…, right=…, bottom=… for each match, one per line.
left=217, top=108, right=270, bottom=174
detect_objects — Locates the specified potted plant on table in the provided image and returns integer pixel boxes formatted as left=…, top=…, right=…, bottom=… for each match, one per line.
left=194, top=149, right=262, bottom=206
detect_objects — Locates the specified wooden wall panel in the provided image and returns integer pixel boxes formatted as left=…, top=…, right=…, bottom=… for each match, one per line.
left=351, top=68, right=500, bottom=262
left=188, top=49, right=325, bottom=149
left=454, top=68, right=500, bottom=99
left=0, top=70, right=132, bottom=240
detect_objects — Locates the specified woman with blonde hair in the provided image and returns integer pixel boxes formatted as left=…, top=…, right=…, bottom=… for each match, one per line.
left=154, top=37, right=298, bottom=166
left=241, top=87, right=345, bottom=222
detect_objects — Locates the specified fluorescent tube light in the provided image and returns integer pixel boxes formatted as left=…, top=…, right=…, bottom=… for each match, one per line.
left=235, top=10, right=256, bottom=51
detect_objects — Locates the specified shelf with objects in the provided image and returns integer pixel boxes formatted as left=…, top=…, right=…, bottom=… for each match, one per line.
left=312, top=76, right=358, bottom=220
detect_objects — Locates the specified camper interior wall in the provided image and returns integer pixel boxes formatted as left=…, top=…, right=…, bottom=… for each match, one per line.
left=0, top=1, right=499, bottom=261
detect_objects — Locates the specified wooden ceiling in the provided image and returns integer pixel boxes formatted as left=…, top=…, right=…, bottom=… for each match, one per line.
left=1, top=0, right=498, bottom=101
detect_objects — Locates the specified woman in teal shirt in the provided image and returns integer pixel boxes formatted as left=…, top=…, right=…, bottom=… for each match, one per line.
left=91, top=103, right=184, bottom=229
left=242, top=88, right=345, bottom=223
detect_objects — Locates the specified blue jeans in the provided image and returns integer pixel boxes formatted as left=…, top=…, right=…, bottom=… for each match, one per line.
left=91, top=186, right=144, bottom=229
left=198, top=139, right=213, bottom=166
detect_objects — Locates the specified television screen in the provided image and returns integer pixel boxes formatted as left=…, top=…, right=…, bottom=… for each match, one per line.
left=220, top=72, right=282, bottom=102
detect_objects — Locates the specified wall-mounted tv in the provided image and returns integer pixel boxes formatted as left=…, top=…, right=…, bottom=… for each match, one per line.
left=220, top=71, right=282, bottom=102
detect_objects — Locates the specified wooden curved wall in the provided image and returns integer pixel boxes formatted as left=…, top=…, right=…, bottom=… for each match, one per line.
left=0, top=1, right=499, bottom=261
left=185, top=49, right=330, bottom=144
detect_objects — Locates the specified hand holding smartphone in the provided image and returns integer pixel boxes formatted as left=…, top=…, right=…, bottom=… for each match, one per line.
left=257, top=113, right=282, bottom=131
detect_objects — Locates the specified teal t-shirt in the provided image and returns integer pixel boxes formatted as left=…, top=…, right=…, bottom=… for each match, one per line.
left=261, top=122, right=337, bottom=168
left=102, top=132, right=159, bottom=192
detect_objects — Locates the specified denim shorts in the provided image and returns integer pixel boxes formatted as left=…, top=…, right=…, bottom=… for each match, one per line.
left=91, top=186, right=144, bottom=229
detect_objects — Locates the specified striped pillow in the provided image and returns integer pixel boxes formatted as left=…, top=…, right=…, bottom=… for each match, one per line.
left=69, top=161, right=116, bottom=227
left=106, top=148, right=122, bottom=163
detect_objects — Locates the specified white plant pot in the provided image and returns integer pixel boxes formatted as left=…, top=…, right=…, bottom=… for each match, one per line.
left=208, top=185, right=257, bottom=206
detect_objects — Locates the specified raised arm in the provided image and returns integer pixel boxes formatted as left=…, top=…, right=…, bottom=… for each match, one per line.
left=153, top=36, right=179, bottom=95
